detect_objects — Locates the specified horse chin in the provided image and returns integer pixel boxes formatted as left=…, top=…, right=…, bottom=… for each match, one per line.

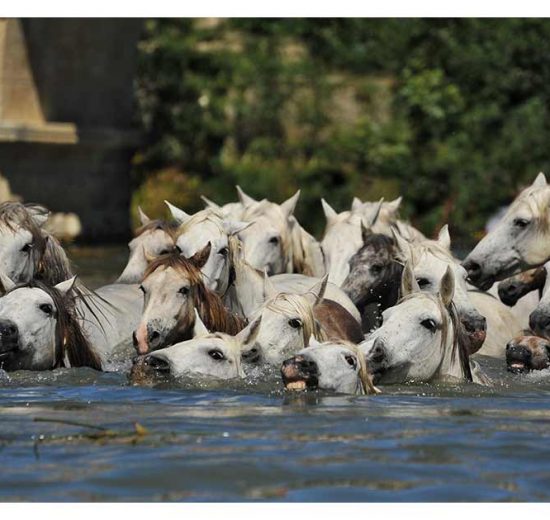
left=468, top=274, right=495, bottom=292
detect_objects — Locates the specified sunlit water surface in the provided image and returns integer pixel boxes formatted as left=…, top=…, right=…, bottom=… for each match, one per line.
left=1, top=246, right=550, bottom=502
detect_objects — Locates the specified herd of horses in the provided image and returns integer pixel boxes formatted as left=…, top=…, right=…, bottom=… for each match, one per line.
left=1, top=172, right=550, bottom=395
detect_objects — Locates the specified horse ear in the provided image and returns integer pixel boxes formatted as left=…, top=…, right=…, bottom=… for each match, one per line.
left=263, top=270, right=278, bottom=300
left=400, top=262, right=420, bottom=296
left=280, top=190, right=300, bottom=218
left=200, top=195, right=221, bottom=210
left=0, top=271, right=16, bottom=292
left=137, top=206, right=151, bottom=226
left=222, top=220, right=252, bottom=236
left=308, top=335, right=321, bottom=347
left=351, top=197, right=363, bottom=211
left=533, top=172, right=548, bottom=188
left=236, top=185, right=258, bottom=207
left=360, top=220, right=372, bottom=244
left=391, top=225, right=412, bottom=259
left=236, top=315, right=262, bottom=346
left=193, top=308, right=210, bottom=337
left=189, top=242, right=211, bottom=269
left=304, top=274, right=328, bottom=307
left=387, top=196, right=402, bottom=214
left=439, top=265, right=455, bottom=307
left=437, top=224, right=452, bottom=251
left=164, top=200, right=191, bottom=225
left=55, top=276, right=77, bottom=295
left=321, top=198, right=338, bottom=224
left=367, top=197, right=384, bottom=228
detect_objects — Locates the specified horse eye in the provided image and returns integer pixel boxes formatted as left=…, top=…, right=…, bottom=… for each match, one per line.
left=288, top=318, right=302, bottom=329
left=208, top=349, right=225, bottom=361
left=269, top=236, right=280, bottom=245
left=421, top=319, right=437, bottom=332
left=39, top=303, right=53, bottom=315
left=159, top=249, right=171, bottom=255
left=179, top=286, right=189, bottom=295
left=513, top=218, right=530, bottom=228
left=370, top=265, right=383, bottom=275
left=416, top=278, right=430, bottom=288
left=218, top=246, right=229, bottom=256
left=21, top=243, right=33, bottom=253
left=344, top=354, right=357, bottom=369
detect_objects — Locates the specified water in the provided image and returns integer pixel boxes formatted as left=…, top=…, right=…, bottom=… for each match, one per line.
left=1, top=247, right=550, bottom=502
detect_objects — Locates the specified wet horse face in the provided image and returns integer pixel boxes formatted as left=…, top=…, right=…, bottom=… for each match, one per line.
left=0, top=279, right=74, bottom=371
left=133, top=246, right=211, bottom=355
left=361, top=265, right=457, bottom=384
left=463, top=172, right=550, bottom=290
left=506, top=335, right=550, bottom=373
left=240, top=277, right=327, bottom=367
left=281, top=343, right=366, bottom=395
left=396, top=227, right=487, bottom=355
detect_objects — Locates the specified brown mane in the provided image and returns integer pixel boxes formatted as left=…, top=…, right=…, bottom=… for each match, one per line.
left=143, top=252, right=246, bottom=337
left=10, top=280, right=102, bottom=371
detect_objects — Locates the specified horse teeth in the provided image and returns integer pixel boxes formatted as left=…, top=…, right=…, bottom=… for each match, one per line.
left=286, top=381, right=306, bottom=390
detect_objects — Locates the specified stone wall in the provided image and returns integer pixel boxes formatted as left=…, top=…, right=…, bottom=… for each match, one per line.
left=0, top=19, right=143, bottom=242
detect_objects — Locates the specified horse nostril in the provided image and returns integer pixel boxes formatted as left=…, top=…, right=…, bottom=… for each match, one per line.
left=144, top=355, right=170, bottom=372
left=150, top=330, right=160, bottom=340
left=463, top=260, right=481, bottom=280
left=0, top=321, right=18, bottom=340
left=132, top=331, right=138, bottom=347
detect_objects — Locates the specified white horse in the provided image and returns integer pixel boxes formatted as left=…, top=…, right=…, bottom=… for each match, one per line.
left=136, top=311, right=261, bottom=380
left=361, top=264, right=488, bottom=385
left=165, top=202, right=251, bottom=295
left=463, top=172, right=550, bottom=290
left=393, top=225, right=523, bottom=358
left=0, top=276, right=102, bottom=371
left=116, top=207, right=177, bottom=284
left=281, top=339, right=380, bottom=395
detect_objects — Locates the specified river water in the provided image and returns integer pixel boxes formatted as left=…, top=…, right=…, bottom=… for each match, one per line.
left=1, top=247, right=550, bottom=502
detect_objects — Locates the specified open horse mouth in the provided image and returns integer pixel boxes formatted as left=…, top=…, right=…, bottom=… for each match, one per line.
left=506, top=346, right=532, bottom=374
left=281, top=356, right=319, bottom=391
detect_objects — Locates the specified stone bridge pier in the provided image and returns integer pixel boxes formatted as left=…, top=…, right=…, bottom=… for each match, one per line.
left=0, top=19, right=143, bottom=241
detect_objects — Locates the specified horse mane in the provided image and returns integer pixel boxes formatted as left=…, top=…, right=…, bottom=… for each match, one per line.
left=11, top=280, right=102, bottom=371
left=143, top=252, right=246, bottom=335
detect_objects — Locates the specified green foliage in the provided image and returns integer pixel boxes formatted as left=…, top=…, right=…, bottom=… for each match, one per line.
left=134, top=18, right=550, bottom=243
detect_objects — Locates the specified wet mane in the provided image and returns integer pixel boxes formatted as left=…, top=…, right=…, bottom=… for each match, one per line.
left=144, top=252, right=246, bottom=336
left=8, top=280, right=102, bottom=370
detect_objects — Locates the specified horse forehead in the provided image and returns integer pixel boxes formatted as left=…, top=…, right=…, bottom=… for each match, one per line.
left=395, top=296, right=440, bottom=321
left=0, top=224, right=32, bottom=244
left=148, top=266, right=188, bottom=287
left=0, top=287, right=53, bottom=312
left=178, top=221, right=224, bottom=249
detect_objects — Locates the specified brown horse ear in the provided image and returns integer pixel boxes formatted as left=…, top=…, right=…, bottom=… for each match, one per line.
left=188, top=242, right=211, bottom=269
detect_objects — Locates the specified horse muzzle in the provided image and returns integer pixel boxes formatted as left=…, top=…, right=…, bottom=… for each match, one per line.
left=460, top=314, right=487, bottom=355
left=281, top=355, right=319, bottom=391
left=0, top=319, right=19, bottom=359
